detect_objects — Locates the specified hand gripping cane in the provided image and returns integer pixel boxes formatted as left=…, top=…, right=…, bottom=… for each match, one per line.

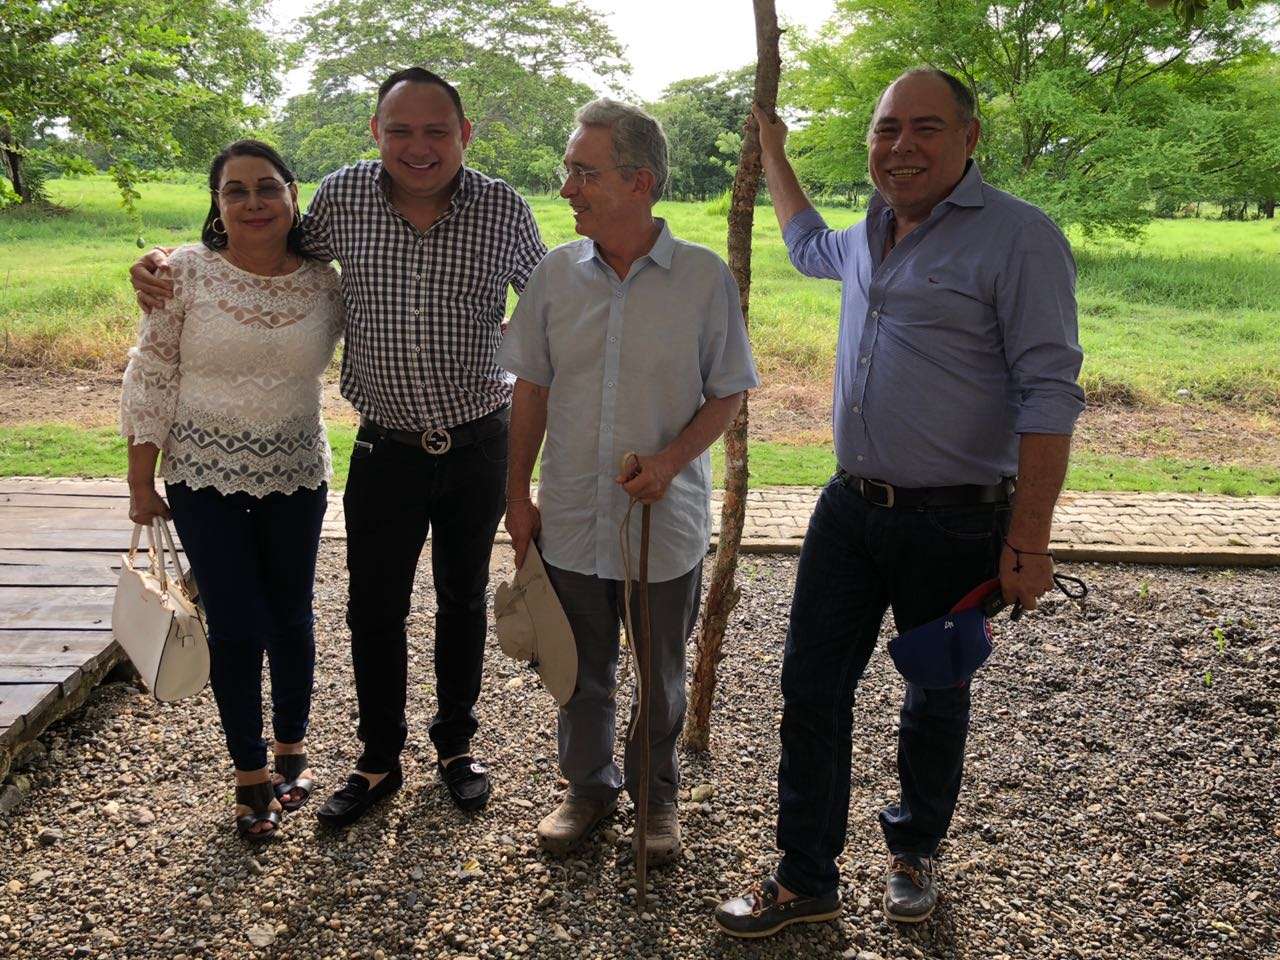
left=619, top=453, right=653, bottom=912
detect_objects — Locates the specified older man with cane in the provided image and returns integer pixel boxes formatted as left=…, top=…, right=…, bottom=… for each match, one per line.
left=498, top=99, right=758, bottom=866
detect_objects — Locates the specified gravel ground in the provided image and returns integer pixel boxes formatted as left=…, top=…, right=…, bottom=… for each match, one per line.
left=1, top=544, right=1278, bottom=960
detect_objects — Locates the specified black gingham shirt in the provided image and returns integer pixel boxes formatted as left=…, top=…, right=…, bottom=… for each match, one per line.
left=302, top=162, right=547, bottom=430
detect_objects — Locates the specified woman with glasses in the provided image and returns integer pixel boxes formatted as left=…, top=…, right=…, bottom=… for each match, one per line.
left=120, top=139, right=343, bottom=841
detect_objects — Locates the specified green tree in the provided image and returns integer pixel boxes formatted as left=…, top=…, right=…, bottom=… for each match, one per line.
left=270, top=90, right=377, bottom=181
left=1, top=0, right=280, bottom=205
left=293, top=0, right=626, bottom=192
left=648, top=68, right=755, bottom=200
left=785, top=0, right=1274, bottom=233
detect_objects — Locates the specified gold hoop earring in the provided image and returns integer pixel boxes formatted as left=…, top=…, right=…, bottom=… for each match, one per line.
left=212, top=217, right=227, bottom=235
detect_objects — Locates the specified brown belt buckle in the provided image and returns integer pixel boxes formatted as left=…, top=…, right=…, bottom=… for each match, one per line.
left=420, top=426, right=452, bottom=455
left=861, top=478, right=895, bottom=508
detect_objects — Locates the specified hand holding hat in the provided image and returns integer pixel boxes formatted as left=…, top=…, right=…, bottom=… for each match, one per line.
left=493, top=542, right=577, bottom=707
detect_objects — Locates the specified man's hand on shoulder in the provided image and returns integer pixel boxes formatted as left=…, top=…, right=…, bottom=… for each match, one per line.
left=130, top=247, right=176, bottom=311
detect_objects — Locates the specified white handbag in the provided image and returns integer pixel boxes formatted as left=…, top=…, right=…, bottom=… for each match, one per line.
left=111, top=519, right=210, bottom=702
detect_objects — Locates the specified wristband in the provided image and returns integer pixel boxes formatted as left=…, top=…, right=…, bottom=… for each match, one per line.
left=1003, top=538, right=1053, bottom=573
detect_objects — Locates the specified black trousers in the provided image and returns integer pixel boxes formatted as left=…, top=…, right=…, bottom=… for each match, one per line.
left=167, top=481, right=328, bottom=772
left=343, top=420, right=507, bottom=773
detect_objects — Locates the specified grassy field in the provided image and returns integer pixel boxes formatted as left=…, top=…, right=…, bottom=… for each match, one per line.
left=3, top=424, right=1279, bottom=495
left=2, top=174, right=1279, bottom=492
left=3, top=175, right=1279, bottom=406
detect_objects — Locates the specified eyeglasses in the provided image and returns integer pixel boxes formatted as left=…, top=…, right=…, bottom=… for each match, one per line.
left=217, top=182, right=289, bottom=205
left=558, top=164, right=637, bottom=187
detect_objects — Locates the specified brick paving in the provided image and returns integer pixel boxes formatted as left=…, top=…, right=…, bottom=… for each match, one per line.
left=6, top=478, right=1277, bottom=566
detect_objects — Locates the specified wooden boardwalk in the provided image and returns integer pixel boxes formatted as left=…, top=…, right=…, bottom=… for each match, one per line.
left=0, top=480, right=134, bottom=779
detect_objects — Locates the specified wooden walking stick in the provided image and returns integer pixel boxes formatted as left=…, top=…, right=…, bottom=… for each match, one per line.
left=619, top=453, right=654, bottom=911
left=634, top=502, right=652, bottom=912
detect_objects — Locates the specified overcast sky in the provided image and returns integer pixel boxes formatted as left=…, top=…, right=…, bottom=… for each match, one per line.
left=267, top=0, right=837, bottom=104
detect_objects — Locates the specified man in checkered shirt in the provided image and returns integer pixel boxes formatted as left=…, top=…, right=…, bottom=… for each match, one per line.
left=130, top=68, right=547, bottom=826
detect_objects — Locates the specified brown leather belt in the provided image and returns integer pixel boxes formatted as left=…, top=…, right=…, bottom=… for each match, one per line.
left=360, top=406, right=509, bottom=455
left=836, top=469, right=1014, bottom=509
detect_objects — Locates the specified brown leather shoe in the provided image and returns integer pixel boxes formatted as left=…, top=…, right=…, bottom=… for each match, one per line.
left=536, top=795, right=617, bottom=856
left=632, top=802, right=682, bottom=866
left=715, top=875, right=841, bottom=939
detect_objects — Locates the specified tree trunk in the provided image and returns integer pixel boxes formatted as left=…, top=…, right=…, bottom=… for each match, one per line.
left=684, top=0, right=781, bottom=755
left=1260, top=197, right=1275, bottom=219
left=0, top=133, right=32, bottom=203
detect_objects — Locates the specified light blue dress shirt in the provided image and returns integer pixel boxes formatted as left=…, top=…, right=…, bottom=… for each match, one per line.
left=784, top=162, right=1086, bottom=488
left=496, top=220, right=760, bottom=583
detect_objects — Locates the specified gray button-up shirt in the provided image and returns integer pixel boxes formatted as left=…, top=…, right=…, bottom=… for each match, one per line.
left=496, top=221, right=759, bottom=583
left=784, top=162, right=1085, bottom=487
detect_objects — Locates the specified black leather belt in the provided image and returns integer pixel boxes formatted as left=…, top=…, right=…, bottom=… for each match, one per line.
left=836, top=469, right=1014, bottom=509
left=361, top=406, right=509, bottom=455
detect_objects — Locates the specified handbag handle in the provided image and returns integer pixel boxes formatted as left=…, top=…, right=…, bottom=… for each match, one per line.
left=128, top=521, right=163, bottom=580
left=151, top=517, right=190, bottom=595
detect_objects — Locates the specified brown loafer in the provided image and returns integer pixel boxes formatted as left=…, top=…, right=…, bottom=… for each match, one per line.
left=715, top=875, right=840, bottom=939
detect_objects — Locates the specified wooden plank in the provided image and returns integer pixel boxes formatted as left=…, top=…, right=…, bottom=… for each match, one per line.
left=0, top=566, right=119, bottom=587
left=0, top=493, right=131, bottom=509
left=0, top=550, right=125, bottom=567
left=0, top=683, right=61, bottom=735
left=0, top=506, right=136, bottom=530
left=0, top=590, right=114, bottom=630
left=0, top=480, right=127, bottom=497
left=0, top=630, right=115, bottom=665
left=0, top=531, right=167, bottom=551
left=0, top=663, right=81, bottom=687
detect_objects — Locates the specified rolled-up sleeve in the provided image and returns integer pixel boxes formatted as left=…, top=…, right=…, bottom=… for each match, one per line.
left=495, top=262, right=553, bottom=386
left=996, top=218, right=1086, bottom=435
left=782, top=206, right=850, bottom=280
left=701, top=261, right=760, bottom=399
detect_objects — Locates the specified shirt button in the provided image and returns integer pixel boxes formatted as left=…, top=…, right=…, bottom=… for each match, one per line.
left=870, top=309, right=880, bottom=319
left=414, top=273, right=422, bottom=281
left=607, top=381, right=615, bottom=388
left=857, top=455, right=865, bottom=462
left=614, top=291, right=623, bottom=299
left=852, top=404, right=861, bottom=413
left=413, top=309, right=421, bottom=316
left=860, top=355, right=870, bottom=366
left=609, top=336, right=617, bottom=343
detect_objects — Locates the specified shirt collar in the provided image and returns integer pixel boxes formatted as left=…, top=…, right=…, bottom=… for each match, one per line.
left=868, top=159, right=986, bottom=221
left=371, top=162, right=472, bottom=212
left=575, top=218, right=674, bottom=270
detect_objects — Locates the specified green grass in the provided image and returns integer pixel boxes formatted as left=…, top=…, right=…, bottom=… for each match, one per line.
left=2, top=175, right=1277, bottom=406
left=5, top=424, right=1280, bottom=495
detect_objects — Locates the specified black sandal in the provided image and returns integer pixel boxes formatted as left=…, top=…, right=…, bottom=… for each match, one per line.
left=273, top=752, right=314, bottom=812
left=235, top=780, right=282, bottom=842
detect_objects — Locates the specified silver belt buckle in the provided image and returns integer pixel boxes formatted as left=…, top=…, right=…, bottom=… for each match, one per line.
left=861, top=478, right=895, bottom=508
left=420, top=426, right=452, bottom=455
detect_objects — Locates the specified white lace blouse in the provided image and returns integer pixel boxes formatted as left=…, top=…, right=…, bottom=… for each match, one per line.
left=120, top=244, right=345, bottom=497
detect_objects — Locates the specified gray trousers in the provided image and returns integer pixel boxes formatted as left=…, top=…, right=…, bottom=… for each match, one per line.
left=543, top=560, right=703, bottom=806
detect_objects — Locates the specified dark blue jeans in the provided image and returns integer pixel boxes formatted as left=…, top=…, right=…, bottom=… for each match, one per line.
left=166, top=480, right=328, bottom=772
left=343, top=421, right=507, bottom=773
left=775, top=474, right=1010, bottom=899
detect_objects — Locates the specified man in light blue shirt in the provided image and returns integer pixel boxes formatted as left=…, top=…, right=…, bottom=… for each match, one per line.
left=717, top=69, right=1085, bottom=937
left=498, top=99, right=759, bottom=864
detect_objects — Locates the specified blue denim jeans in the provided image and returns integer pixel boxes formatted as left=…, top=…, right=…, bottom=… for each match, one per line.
left=166, top=480, right=328, bottom=772
left=775, top=474, right=1010, bottom=898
